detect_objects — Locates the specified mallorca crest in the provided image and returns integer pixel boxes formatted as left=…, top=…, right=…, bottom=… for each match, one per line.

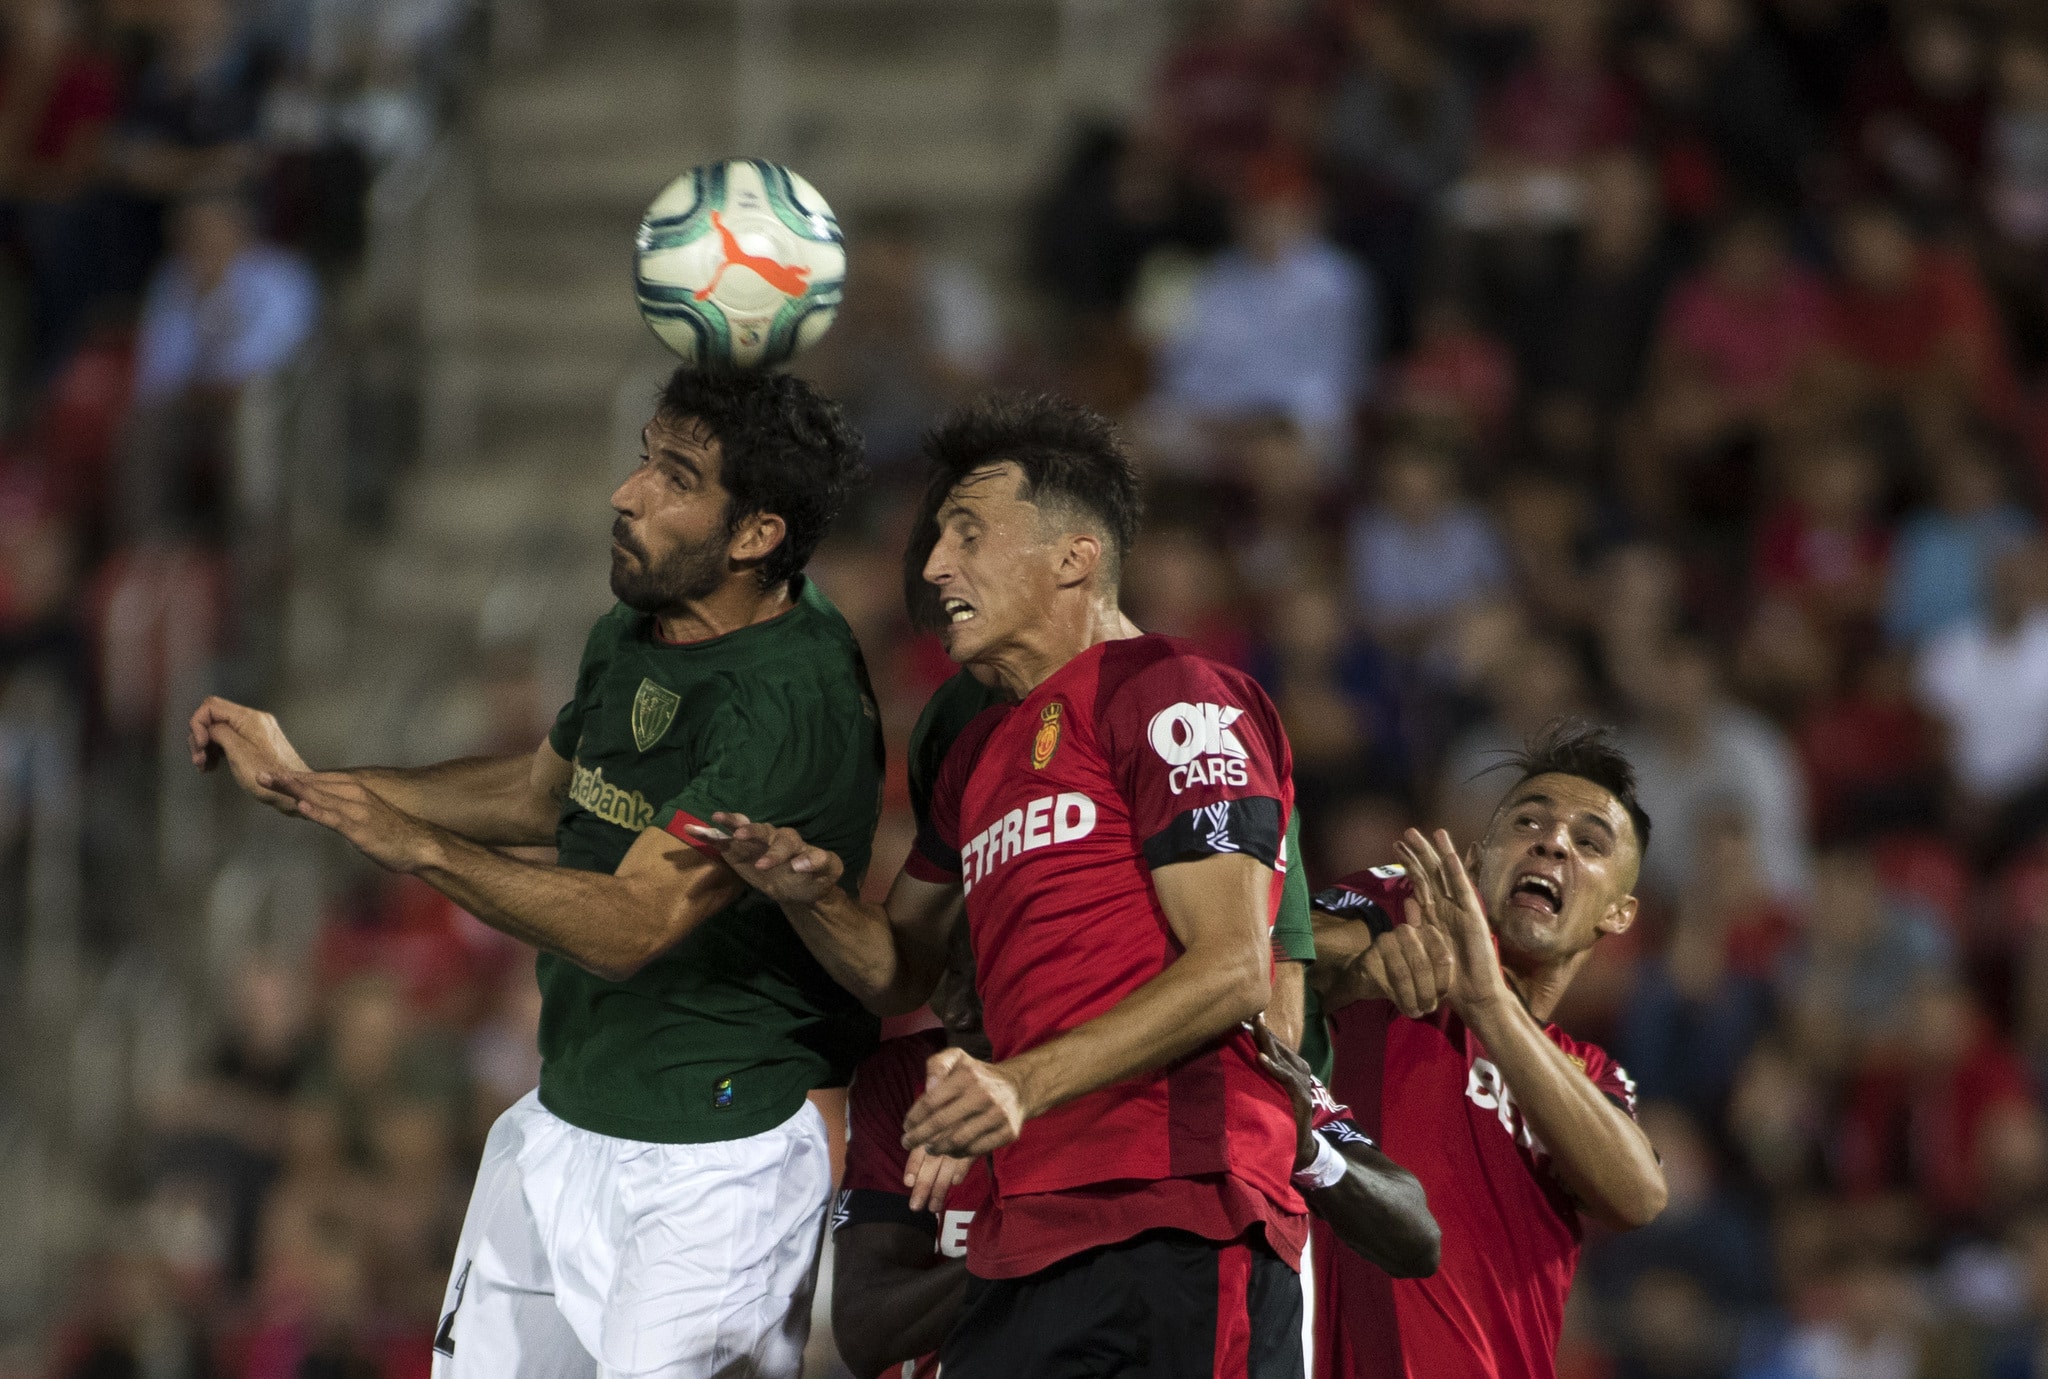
left=631, top=677, right=682, bottom=753
left=1031, top=701, right=1064, bottom=770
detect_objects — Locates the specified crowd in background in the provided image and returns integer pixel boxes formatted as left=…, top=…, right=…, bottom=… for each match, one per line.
left=13, top=0, right=2048, bottom=1374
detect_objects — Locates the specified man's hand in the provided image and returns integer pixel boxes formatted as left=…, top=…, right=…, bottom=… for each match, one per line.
left=1395, top=828, right=1511, bottom=1013
left=903, top=1146, right=977, bottom=1213
left=684, top=812, right=845, bottom=907
left=902, top=1047, right=1026, bottom=1159
left=1252, top=1014, right=1317, bottom=1172
left=267, top=771, right=438, bottom=873
left=1356, top=903, right=1457, bottom=1018
left=189, top=696, right=311, bottom=813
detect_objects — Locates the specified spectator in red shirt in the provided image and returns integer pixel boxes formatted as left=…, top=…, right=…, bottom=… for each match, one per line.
left=1826, top=199, right=2019, bottom=416
left=1479, top=0, right=1636, bottom=169
left=1154, top=0, right=1322, bottom=195
left=1837, top=979, right=2044, bottom=1225
left=1656, top=210, right=1832, bottom=419
left=0, top=0, right=121, bottom=368
left=1751, top=438, right=1891, bottom=628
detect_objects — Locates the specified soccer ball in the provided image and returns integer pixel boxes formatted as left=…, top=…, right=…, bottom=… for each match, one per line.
left=634, top=159, right=845, bottom=369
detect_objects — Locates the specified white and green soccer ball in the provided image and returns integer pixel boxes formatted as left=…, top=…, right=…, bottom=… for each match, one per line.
left=634, top=159, right=845, bottom=369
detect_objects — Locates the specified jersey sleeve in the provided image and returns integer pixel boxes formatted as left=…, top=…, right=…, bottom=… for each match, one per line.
left=1309, top=865, right=1408, bottom=940
left=1100, top=654, right=1293, bottom=871
left=545, top=613, right=616, bottom=760
left=1272, top=812, right=1315, bottom=963
left=835, top=1039, right=938, bottom=1236
left=655, top=676, right=867, bottom=858
left=1547, top=1028, right=1640, bottom=1119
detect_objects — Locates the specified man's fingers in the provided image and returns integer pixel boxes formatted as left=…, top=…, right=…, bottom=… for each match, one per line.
left=1397, top=924, right=1449, bottom=1013
left=1367, top=943, right=1420, bottom=1018
left=1423, top=922, right=1457, bottom=995
left=1438, top=834, right=1488, bottom=915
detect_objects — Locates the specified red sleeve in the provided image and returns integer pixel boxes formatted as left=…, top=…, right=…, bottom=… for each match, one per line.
left=835, top=1035, right=939, bottom=1234
left=1310, top=866, right=1410, bottom=934
left=903, top=707, right=1005, bottom=884
left=1098, top=646, right=1293, bottom=870
left=1545, top=1027, right=1639, bottom=1120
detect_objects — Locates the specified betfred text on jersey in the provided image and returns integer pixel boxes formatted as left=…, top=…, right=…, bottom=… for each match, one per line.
left=960, top=792, right=1097, bottom=894
left=1147, top=700, right=1252, bottom=795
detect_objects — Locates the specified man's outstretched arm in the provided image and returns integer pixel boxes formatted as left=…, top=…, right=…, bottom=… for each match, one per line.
left=267, top=771, right=740, bottom=981
left=190, top=696, right=565, bottom=847
left=900, top=851, right=1273, bottom=1158
left=690, top=814, right=962, bottom=1017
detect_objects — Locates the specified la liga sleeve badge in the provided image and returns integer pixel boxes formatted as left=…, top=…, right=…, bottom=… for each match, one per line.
left=1030, top=701, right=1063, bottom=770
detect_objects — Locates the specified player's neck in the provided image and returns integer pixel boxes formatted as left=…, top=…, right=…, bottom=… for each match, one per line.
left=979, top=597, right=1138, bottom=697
left=653, top=579, right=794, bottom=645
left=1503, top=949, right=1590, bottom=1025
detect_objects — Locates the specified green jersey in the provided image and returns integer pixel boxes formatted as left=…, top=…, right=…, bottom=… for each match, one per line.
left=907, top=668, right=1315, bottom=960
left=542, top=577, right=884, bottom=1143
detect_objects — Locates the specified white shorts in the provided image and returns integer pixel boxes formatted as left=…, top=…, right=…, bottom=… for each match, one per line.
left=430, top=1091, right=832, bottom=1379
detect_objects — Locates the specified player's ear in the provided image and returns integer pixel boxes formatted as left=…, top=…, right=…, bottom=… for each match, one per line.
left=1598, top=893, right=1639, bottom=938
left=729, top=511, right=788, bottom=567
left=1055, top=531, right=1103, bottom=589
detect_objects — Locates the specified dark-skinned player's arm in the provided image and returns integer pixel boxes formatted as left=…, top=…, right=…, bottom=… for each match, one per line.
left=1399, top=828, right=1667, bottom=1231
left=1253, top=1016, right=1439, bottom=1278
left=901, top=849, right=1273, bottom=1159
left=689, top=815, right=962, bottom=1017
left=260, top=769, right=742, bottom=982
left=831, top=1223, right=968, bottom=1379
left=189, top=695, right=565, bottom=846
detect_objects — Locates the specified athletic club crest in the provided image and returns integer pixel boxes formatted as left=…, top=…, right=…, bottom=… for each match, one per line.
left=631, top=677, right=682, bottom=752
left=1031, top=701, right=1063, bottom=770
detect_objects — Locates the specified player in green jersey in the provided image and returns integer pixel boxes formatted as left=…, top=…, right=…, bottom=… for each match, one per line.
left=188, top=367, right=883, bottom=1379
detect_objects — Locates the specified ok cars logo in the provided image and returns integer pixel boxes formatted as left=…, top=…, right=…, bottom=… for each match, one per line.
left=1148, top=701, right=1252, bottom=794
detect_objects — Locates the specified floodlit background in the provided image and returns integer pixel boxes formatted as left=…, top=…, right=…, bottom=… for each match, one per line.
left=4, top=0, right=2048, bottom=1374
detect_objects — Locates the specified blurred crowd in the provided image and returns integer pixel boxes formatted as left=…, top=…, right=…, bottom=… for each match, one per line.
left=806, top=0, right=2048, bottom=1375
left=21, top=0, right=2048, bottom=1375
left=0, top=0, right=472, bottom=1373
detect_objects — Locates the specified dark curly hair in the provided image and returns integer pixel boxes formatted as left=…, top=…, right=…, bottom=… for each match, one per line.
left=656, top=366, right=866, bottom=588
left=912, top=393, right=1143, bottom=601
left=1502, top=718, right=1653, bottom=859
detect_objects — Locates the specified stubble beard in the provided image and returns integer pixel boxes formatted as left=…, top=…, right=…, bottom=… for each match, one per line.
left=609, top=522, right=730, bottom=614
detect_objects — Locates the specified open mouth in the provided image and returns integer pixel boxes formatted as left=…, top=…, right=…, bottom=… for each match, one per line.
left=1509, top=873, right=1563, bottom=914
left=942, top=598, right=976, bottom=627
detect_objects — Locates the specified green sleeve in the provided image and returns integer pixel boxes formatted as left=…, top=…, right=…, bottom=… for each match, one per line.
left=1272, top=811, right=1314, bottom=963
left=547, top=614, right=614, bottom=760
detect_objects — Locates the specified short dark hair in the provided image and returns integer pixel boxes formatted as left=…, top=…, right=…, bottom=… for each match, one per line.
left=919, top=393, right=1143, bottom=584
left=655, top=366, right=866, bottom=587
left=902, top=462, right=954, bottom=633
left=1505, top=718, right=1653, bottom=859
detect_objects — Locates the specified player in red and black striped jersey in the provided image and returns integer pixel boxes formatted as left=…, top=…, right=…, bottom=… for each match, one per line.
left=1305, top=722, right=1667, bottom=1379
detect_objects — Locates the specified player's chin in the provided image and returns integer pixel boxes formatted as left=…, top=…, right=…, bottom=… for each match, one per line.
left=1493, top=903, right=1568, bottom=956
